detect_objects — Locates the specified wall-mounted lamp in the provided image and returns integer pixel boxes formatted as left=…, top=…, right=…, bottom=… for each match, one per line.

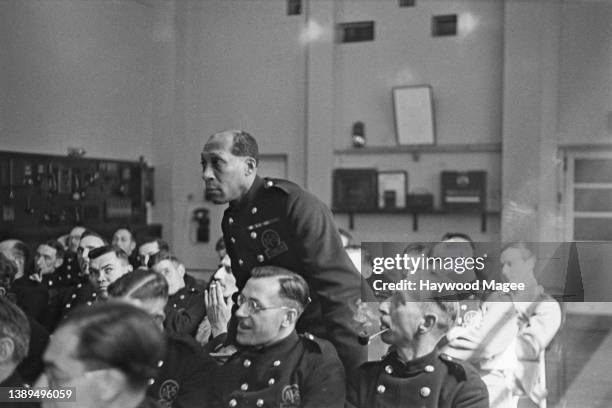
left=352, top=121, right=366, bottom=148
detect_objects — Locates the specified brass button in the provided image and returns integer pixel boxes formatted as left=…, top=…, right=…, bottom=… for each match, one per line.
left=71, top=294, right=76, bottom=299
left=384, top=365, right=393, bottom=374
left=250, top=232, right=257, bottom=239
left=148, top=378, right=155, bottom=385
left=273, top=360, right=281, bottom=367
left=229, top=399, right=237, bottom=407
left=180, top=294, right=185, bottom=300
left=424, top=365, right=434, bottom=373
left=257, top=255, right=264, bottom=262
left=157, top=360, right=164, bottom=367
left=377, top=385, right=386, bottom=394
left=229, top=217, right=234, bottom=225
left=238, top=259, right=244, bottom=266
left=420, top=387, right=431, bottom=397
left=256, top=399, right=264, bottom=407
left=251, top=207, right=258, bottom=214
left=231, top=237, right=236, bottom=244
left=266, top=180, right=273, bottom=188
left=267, top=378, right=275, bottom=386
left=243, top=359, right=251, bottom=368
left=240, top=383, right=248, bottom=391
left=86, top=301, right=92, bottom=306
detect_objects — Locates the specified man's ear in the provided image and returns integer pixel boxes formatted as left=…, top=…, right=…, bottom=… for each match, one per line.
left=54, top=257, right=64, bottom=269
left=178, top=264, right=185, bottom=278
left=281, top=309, right=299, bottom=328
left=244, top=157, right=257, bottom=175
left=419, top=313, right=437, bottom=334
left=98, top=369, right=126, bottom=401
left=0, top=337, right=15, bottom=363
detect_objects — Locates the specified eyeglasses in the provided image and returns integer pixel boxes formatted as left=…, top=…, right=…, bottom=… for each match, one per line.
left=236, top=294, right=295, bottom=315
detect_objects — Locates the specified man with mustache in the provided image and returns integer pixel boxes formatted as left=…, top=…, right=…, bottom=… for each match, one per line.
left=212, top=266, right=345, bottom=408
left=349, top=291, right=488, bottom=408
left=201, top=129, right=369, bottom=384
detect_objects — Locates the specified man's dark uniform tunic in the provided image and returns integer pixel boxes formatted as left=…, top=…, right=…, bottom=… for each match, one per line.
left=164, top=275, right=206, bottom=337
left=351, top=350, right=489, bottom=408
left=212, top=331, right=345, bottom=408
left=222, top=176, right=369, bottom=380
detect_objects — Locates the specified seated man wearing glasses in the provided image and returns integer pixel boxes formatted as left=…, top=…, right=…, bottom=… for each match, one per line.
left=212, top=266, right=346, bottom=408
left=349, top=291, right=489, bottom=408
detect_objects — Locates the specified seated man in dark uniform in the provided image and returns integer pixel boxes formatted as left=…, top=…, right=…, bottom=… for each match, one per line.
left=0, top=296, right=39, bottom=408
left=349, top=291, right=489, bottom=408
left=138, top=237, right=169, bottom=269
left=212, top=266, right=346, bottom=408
left=109, top=269, right=215, bottom=408
left=150, top=251, right=206, bottom=338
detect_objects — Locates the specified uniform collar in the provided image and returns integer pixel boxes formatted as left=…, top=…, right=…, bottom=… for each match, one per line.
left=0, top=370, right=24, bottom=387
left=243, top=330, right=299, bottom=355
left=384, top=349, right=438, bottom=376
left=229, top=175, right=264, bottom=212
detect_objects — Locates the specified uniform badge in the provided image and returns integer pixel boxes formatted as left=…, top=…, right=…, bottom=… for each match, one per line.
left=159, top=379, right=180, bottom=407
left=280, top=384, right=300, bottom=408
left=261, top=229, right=288, bottom=259
left=462, top=309, right=483, bottom=328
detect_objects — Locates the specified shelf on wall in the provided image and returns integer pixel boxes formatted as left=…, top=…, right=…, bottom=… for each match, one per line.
left=334, top=142, right=502, bottom=155
left=332, top=208, right=501, bottom=232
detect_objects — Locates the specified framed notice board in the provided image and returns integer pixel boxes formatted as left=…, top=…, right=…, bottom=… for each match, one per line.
left=393, top=85, right=435, bottom=145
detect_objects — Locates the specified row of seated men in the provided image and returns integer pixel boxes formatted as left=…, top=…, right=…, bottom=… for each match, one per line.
left=0, top=227, right=563, bottom=408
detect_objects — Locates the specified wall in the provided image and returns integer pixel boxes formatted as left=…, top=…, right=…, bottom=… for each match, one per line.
left=1, top=0, right=155, bottom=162
left=164, top=0, right=307, bottom=269
left=324, top=0, right=505, bottom=243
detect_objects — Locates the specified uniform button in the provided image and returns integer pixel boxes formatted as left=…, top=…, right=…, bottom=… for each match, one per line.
left=307, top=334, right=314, bottom=341
left=267, top=378, right=275, bottom=386
left=420, top=387, right=431, bottom=397
left=238, top=259, right=244, bottom=266
left=158, top=360, right=164, bottom=368
left=67, top=274, right=71, bottom=278
left=256, top=399, right=264, bottom=407
left=148, top=378, right=155, bottom=385
left=461, top=304, right=468, bottom=310
left=77, top=283, right=82, bottom=288
left=92, top=293, right=97, bottom=298
left=72, top=294, right=76, bottom=299
left=273, top=360, right=281, bottom=367
left=229, top=399, right=237, bottom=407
left=180, top=294, right=185, bottom=300
left=173, top=304, right=177, bottom=308
left=250, top=232, right=257, bottom=239
left=257, top=255, right=264, bottom=262
left=243, top=359, right=251, bottom=368
left=66, top=303, right=71, bottom=309
left=231, top=237, right=236, bottom=244
left=48, top=281, right=53, bottom=286
left=251, top=207, right=258, bottom=214
left=377, top=385, right=386, bottom=394
left=424, top=365, right=434, bottom=373
left=240, top=383, right=249, bottom=391
left=67, top=265, right=72, bottom=270
left=86, top=301, right=92, bottom=306
left=266, top=180, right=274, bottom=188
left=384, top=365, right=393, bottom=374
left=229, top=217, right=234, bottom=224
left=191, top=288, right=195, bottom=292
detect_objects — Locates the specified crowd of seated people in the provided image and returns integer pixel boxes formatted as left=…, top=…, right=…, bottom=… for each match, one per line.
left=0, top=226, right=565, bottom=408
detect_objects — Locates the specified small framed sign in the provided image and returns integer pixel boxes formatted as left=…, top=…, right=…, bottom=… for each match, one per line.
left=378, top=171, right=407, bottom=209
left=393, top=85, right=435, bottom=145
left=332, top=168, right=378, bottom=211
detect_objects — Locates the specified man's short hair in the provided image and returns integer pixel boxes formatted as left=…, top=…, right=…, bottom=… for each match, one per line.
left=229, top=130, right=259, bottom=165
left=79, top=230, right=107, bottom=245
left=403, top=243, right=429, bottom=257
left=140, top=237, right=169, bottom=252
left=394, top=290, right=459, bottom=334
left=441, top=232, right=474, bottom=250
left=0, top=297, right=30, bottom=363
left=41, top=239, right=65, bottom=260
left=59, top=301, right=166, bottom=389
left=108, top=269, right=169, bottom=302
left=149, top=250, right=181, bottom=269
left=0, top=239, right=34, bottom=277
left=88, top=245, right=129, bottom=263
left=250, top=266, right=310, bottom=314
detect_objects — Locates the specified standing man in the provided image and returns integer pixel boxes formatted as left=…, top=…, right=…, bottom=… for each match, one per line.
left=201, top=129, right=370, bottom=381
